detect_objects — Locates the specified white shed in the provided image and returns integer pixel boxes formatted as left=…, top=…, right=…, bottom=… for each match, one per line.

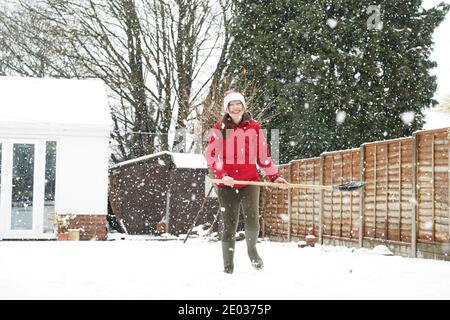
left=0, top=76, right=111, bottom=240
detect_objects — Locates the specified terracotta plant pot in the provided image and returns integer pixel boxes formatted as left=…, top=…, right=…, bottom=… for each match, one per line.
left=156, top=223, right=166, bottom=234
left=57, top=233, right=69, bottom=241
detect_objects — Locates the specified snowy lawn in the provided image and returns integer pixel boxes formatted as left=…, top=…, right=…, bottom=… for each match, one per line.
left=0, top=238, right=449, bottom=300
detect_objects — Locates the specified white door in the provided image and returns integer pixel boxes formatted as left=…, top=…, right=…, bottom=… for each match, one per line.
left=0, top=139, right=57, bottom=239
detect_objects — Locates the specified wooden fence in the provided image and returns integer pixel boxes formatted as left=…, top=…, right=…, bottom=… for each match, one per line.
left=261, top=128, right=450, bottom=260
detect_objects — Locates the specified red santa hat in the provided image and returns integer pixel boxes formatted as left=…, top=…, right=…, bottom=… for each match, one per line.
left=223, top=91, right=246, bottom=112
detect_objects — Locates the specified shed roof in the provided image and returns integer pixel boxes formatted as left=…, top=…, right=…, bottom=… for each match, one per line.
left=110, top=151, right=208, bottom=170
left=0, top=76, right=111, bottom=126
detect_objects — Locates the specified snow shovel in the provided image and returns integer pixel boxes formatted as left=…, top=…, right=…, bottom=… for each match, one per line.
left=211, top=179, right=366, bottom=192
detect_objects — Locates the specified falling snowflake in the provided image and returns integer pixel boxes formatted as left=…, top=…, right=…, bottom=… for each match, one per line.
left=400, top=111, right=415, bottom=125
left=326, top=18, right=338, bottom=29
left=336, top=111, right=347, bottom=125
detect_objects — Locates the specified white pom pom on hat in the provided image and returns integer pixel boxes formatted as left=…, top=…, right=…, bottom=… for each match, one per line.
left=223, top=91, right=246, bottom=112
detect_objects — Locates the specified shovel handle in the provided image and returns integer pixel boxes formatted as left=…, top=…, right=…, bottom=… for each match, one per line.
left=211, top=179, right=332, bottom=190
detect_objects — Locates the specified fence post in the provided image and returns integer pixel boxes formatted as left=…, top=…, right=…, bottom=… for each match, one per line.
left=319, top=155, right=325, bottom=245
left=411, top=132, right=418, bottom=258
left=359, top=145, right=365, bottom=248
left=448, top=129, right=450, bottom=241
left=287, top=164, right=292, bottom=242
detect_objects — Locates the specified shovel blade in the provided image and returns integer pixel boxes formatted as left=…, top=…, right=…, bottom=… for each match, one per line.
left=334, top=181, right=366, bottom=191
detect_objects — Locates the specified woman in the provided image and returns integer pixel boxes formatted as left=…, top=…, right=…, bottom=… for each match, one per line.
left=204, top=91, right=288, bottom=274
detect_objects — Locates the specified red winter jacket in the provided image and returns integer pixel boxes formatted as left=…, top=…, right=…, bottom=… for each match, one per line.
left=204, top=113, right=280, bottom=187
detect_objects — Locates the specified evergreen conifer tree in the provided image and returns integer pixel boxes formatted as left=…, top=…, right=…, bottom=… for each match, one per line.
left=229, top=0, right=449, bottom=162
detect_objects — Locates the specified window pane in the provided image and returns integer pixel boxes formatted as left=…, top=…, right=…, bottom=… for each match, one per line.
left=11, top=144, right=34, bottom=230
left=44, top=141, right=57, bottom=233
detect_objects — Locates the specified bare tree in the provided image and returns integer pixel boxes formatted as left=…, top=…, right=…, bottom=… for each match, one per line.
left=0, top=1, right=87, bottom=78
left=0, top=0, right=234, bottom=161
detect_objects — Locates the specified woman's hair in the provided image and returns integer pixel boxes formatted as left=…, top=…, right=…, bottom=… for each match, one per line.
left=220, top=113, right=235, bottom=138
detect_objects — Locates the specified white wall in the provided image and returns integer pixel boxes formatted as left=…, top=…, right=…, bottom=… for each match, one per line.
left=55, top=136, right=110, bottom=215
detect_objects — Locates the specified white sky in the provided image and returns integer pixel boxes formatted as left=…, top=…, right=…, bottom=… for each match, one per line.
left=0, top=237, right=449, bottom=299
left=423, top=0, right=450, bottom=102
left=422, top=0, right=450, bottom=128
left=423, top=105, right=450, bottom=128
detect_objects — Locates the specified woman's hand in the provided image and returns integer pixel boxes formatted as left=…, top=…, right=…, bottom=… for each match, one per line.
left=274, top=176, right=289, bottom=189
left=222, top=175, right=234, bottom=187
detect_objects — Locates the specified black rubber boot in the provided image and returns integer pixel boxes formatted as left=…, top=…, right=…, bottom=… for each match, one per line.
left=246, top=230, right=264, bottom=270
left=222, top=241, right=235, bottom=274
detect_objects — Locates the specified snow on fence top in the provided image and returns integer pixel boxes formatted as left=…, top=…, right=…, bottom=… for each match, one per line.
left=0, top=76, right=111, bottom=126
left=110, top=151, right=208, bottom=169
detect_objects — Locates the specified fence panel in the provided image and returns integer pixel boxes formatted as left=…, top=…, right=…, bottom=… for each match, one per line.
left=322, top=150, right=360, bottom=240
left=290, top=158, right=321, bottom=238
left=362, top=138, right=413, bottom=243
left=416, top=129, right=449, bottom=243
left=262, top=164, right=290, bottom=238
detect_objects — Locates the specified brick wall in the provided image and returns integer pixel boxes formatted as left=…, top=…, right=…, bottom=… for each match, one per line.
left=69, top=215, right=107, bottom=240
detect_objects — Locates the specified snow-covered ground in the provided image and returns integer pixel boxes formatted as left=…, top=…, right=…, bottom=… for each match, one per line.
left=1, top=237, right=449, bottom=300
